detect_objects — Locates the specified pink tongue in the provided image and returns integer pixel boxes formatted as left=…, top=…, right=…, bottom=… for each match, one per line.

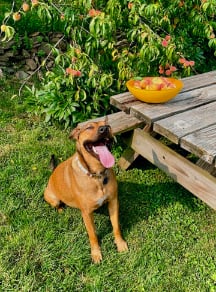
left=93, top=145, right=115, bottom=168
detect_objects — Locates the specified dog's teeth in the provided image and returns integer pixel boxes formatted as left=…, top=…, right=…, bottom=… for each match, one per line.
left=92, top=146, right=98, bottom=154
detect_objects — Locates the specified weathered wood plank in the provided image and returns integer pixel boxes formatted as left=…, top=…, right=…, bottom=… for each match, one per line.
left=196, top=159, right=216, bottom=176
left=181, top=70, right=216, bottom=92
left=110, top=91, right=140, bottom=112
left=78, top=111, right=144, bottom=135
left=131, top=129, right=216, bottom=210
left=181, top=124, right=216, bottom=164
left=130, top=84, right=216, bottom=124
left=153, top=101, right=216, bottom=144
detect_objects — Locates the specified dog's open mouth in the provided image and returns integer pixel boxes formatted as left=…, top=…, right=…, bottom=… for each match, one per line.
left=84, top=138, right=115, bottom=168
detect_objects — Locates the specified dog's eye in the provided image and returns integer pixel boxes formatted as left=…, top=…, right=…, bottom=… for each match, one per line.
left=85, top=125, right=94, bottom=130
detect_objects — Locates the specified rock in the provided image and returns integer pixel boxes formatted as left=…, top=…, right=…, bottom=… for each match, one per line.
left=26, top=59, right=37, bottom=70
left=47, top=60, right=54, bottom=68
left=22, top=49, right=31, bottom=58
left=0, top=32, right=68, bottom=76
left=30, top=32, right=40, bottom=37
left=50, top=37, right=60, bottom=44
left=15, top=70, right=29, bottom=80
left=34, top=56, right=39, bottom=64
left=4, top=51, right=14, bottom=58
left=5, top=67, right=15, bottom=74
left=0, top=56, right=9, bottom=62
left=38, top=42, right=51, bottom=55
left=1, top=40, right=15, bottom=50
left=24, top=65, right=30, bottom=71
left=0, top=61, right=7, bottom=66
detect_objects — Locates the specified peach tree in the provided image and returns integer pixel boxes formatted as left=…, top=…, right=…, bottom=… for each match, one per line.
left=1, top=0, right=216, bottom=127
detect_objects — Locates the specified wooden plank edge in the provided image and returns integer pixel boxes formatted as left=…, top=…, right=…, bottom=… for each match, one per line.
left=78, top=112, right=144, bottom=135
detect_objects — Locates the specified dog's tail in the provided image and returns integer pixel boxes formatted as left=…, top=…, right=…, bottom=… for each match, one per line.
left=49, top=154, right=58, bottom=172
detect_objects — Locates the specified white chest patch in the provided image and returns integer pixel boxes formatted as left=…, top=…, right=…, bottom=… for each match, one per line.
left=97, top=194, right=108, bottom=207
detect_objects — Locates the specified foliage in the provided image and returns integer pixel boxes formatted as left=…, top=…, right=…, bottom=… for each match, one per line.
left=26, top=47, right=114, bottom=127
left=1, top=0, right=216, bottom=126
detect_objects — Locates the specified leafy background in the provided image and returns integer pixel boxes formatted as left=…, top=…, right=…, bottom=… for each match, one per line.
left=1, top=0, right=216, bottom=127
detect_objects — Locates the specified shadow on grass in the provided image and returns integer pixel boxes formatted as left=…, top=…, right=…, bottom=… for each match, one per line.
left=95, top=156, right=205, bottom=240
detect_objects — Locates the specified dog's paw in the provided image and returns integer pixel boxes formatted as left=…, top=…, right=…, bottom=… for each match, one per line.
left=91, top=248, right=102, bottom=264
left=115, top=239, right=128, bottom=253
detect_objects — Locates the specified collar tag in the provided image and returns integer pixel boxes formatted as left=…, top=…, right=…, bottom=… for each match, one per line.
left=103, top=177, right=108, bottom=185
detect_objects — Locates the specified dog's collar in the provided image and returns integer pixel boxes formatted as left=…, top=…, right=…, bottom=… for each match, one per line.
left=75, top=156, right=109, bottom=182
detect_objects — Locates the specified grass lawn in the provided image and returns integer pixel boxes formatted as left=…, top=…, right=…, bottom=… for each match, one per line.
left=1, top=78, right=216, bottom=292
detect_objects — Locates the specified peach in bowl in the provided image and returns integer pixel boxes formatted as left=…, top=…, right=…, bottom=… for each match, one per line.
left=126, top=77, right=183, bottom=103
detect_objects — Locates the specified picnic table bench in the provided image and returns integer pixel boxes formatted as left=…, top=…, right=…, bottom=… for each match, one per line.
left=80, top=71, right=216, bottom=210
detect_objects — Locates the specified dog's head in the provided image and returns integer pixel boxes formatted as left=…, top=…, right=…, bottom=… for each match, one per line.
left=69, top=119, right=115, bottom=169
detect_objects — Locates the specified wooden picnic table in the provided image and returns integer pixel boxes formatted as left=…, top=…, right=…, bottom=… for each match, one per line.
left=110, top=70, right=216, bottom=210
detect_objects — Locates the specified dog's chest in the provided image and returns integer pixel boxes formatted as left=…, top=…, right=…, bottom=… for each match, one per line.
left=96, top=193, right=108, bottom=207
left=91, top=182, right=111, bottom=209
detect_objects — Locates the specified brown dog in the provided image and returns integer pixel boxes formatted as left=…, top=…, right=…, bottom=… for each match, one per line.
left=44, top=119, right=128, bottom=263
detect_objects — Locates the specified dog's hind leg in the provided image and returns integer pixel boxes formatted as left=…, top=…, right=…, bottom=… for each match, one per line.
left=44, top=188, right=61, bottom=210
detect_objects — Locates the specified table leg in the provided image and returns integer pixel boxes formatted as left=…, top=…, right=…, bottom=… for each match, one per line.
left=118, top=124, right=153, bottom=170
left=118, top=147, right=140, bottom=170
left=131, top=128, right=216, bottom=210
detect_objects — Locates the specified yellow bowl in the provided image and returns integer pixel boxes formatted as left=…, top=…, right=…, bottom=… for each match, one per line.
left=126, top=77, right=183, bottom=103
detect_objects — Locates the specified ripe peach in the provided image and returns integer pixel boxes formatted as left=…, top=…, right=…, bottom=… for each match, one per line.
left=133, top=81, right=141, bottom=88
left=139, top=79, right=147, bottom=89
left=165, top=82, right=175, bottom=89
left=170, top=65, right=177, bottom=72
left=179, top=58, right=186, bottom=64
left=140, top=78, right=152, bottom=89
left=145, top=84, right=158, bottom=90
left=32, top=0, right=39, bottom=7
left=165, top=69, right=171, bottom=76
left=13, top=12, right=21, bottom=21
left=75, top=70, right=82, bottom=77
left=152, top=77, right=163, bottom=84
left=22, top=3, right=30, bottom=12
left=189, top=60, right=195, bottom=66
left=66, top=68, right=81, bottom=77
left=161, top=39, right=168, bottom=47
left=75, top=48, right=81, bottom=55
left=66, top=68, right=72, bottom=75
left=88, top=9, right=101, bottom=17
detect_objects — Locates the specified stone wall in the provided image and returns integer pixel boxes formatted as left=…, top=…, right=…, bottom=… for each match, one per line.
left=0, top=32, right=67, bottom=79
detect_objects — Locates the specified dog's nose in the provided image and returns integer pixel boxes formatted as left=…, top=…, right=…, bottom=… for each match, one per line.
left=98, top=125, right=109, bottom=134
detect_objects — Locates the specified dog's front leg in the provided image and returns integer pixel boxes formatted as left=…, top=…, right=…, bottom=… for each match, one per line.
left=108, top=198, right=128, bottom=253
left=81, top=211, right=102, bottom=264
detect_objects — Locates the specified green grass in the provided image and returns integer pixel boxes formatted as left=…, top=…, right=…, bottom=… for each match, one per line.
left=1, top=79, right=216, bottom=292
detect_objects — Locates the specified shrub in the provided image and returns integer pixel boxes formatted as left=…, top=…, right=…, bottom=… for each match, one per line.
left=1, top=0, right=216, bottom=127
left=26, top=46, right=114, bottom=127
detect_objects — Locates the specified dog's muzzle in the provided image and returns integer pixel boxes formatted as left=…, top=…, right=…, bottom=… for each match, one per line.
left=98, top=125, right=110, bottom=135
left=83, top=125, right=115, bottom=168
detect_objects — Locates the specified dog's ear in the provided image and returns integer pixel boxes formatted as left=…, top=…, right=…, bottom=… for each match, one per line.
left=69, top=127, right=81, bottom=140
